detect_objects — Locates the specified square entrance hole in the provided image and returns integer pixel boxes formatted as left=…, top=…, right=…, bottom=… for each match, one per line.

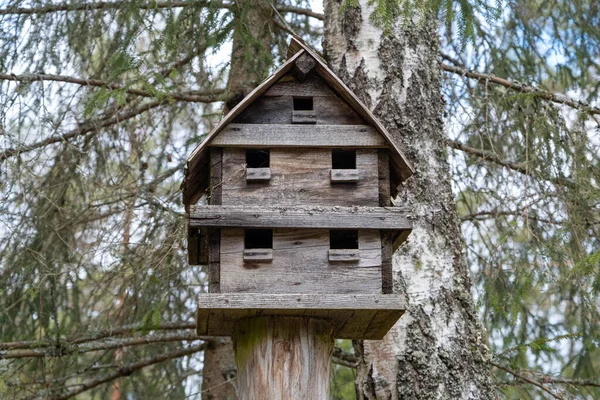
left=246, top=149, right=270, bottom=168
left=332, top=149, right=356, bottom=169
left=245, top=229, right=273, bottom=249
left=293, top=96, right=313, bottom=111
left=330, top=230, right=359, bottom=249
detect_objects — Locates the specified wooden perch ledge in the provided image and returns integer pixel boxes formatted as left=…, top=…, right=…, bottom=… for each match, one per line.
left=188, top=205, right=412, bottom=230
left=197, top=293, right=406, bottom=340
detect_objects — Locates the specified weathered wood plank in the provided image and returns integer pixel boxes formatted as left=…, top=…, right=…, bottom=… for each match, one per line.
left=209, top=148, right=222, bottom=205
left=211, top=124, right=386, bottom=147
left=378, top=149, right=391, bottom=206
left=220, top=229, right=381, bottom=294
left=221, top=149, right=380, bottom=207
left=292, top=110, right=317, bottom=124
left=196, top=293, right=406, bottom=339
left=330, top=169, right=359, bottom=183
left=264, top=74, right=337, bottom=97
left=189, top=205, right=412, bottom=230
left=381, top=232, right=394, bottom=294
left=242, top=249, right=273, bottom=262
left=232, top=93, right=366, bottom=125
left=328, top=249, right=360, bottom=262
left=246, top=167, right=271, bottom=182
left=234, top=317, right=333, bottom=399
left=292, top=53, right=317, bottom=82
left=207, top=227, right=220, bottom=293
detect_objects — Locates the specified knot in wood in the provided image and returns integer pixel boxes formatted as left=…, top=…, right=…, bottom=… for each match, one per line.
left=282, top=340, right=291, bottom=352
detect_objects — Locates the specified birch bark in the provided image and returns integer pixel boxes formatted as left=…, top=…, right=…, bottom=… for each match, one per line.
left=322, top=2, right=495, bottom=399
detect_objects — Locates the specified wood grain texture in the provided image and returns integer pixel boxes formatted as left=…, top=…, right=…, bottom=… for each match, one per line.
left=246, top=167, right=271, bottom=182
left=330, top=169, right=360, bottom=182
left=209, top=148, right=222, bottom=205
left=210, top=124, right=385, bottom=147
left=292, top=53, right=317, bottom=82
left=208, top=227, right=220, bottom=293
left=220, top=148, right=380, bottom=207
left=381, top=232, right=394, bottom=294
left=219, top=228, right=381, bottom=294
left=233, top=95, right=367, bottom=126
left=196, top=293, right=406, bottom=339
left=233, top=317, right=333, bottom=400
left=328, top=249, right=360, bottom=262
left=242, top=249, right=273, bottom=262
left=292, top=110, right=317, bottom=124
left=263, top=74, right=334, bottom=97
left=189, top=205, right=412, bottom=230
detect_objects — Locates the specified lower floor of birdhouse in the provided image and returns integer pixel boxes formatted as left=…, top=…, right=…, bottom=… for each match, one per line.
left=196, top=293, right=405, bottom=340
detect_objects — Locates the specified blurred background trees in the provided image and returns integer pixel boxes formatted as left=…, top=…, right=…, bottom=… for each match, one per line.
left=0, top=0, right=598, bottom=398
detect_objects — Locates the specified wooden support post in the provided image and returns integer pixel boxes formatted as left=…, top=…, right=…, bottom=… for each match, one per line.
left=233, top=316, right=334, bottom=400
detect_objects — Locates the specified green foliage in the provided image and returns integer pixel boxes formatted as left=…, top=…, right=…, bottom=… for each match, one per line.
left=341, top=0, right=502, bottom=43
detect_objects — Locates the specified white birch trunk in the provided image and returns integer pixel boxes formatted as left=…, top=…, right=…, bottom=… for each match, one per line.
left=323, top=2, right=494, bottom=399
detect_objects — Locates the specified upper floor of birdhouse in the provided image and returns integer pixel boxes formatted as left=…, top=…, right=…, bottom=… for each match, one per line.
left=181, top=38, right=414, bottom=210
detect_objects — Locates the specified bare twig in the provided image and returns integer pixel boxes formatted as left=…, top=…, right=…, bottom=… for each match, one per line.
left=1, top=99, right=163, bottom=161
left=491, top=361, right=564, bottom=400
left=50, top=343, right=206, bottom=400
left=1, top=331, right=203, bottom=359
left=446, top=139, right=574, bottom=188
left=0, top=322, right=196, bottom=350
left=0, top=1, right=324, bottom=20
left=461, top=210, right=563, bottom=225
left=440, top=61, right=600, bottom=116
left=0, top=73, right=224, bottom=103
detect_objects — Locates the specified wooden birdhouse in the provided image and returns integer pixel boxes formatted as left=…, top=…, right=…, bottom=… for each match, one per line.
left=182, top=38, right=414, bottom=341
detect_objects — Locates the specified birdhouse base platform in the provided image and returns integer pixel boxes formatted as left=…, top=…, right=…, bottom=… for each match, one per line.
left=196, top=293, right=405, bottom=340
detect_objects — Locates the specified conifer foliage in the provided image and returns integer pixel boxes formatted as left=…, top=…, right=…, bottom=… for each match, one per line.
left=0, top=0, right=598, bottom=398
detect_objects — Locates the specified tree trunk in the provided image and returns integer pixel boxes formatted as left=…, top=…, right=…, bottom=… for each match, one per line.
left=200, top=1, right=273, bottom=399
left=323, top=2, right=495, bottom=399
left=233, top=317, right=334, bottom=399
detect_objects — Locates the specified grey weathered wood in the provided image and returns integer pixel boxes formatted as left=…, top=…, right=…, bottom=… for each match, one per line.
left=328, top=249, right=360, bottom=262
left=330, top=169, right=359, bottom=183
left=264, top=74, right=333, bottom=97
left=196, top=293, right=406, bottom=339
left=242, top=248, right=273, bottom=262
left=246, top=167, right=271, bottom=182
left=292, top=53, right=317, bottom=82
left=220, top=228, right=381, bottom=294
left=292, top=110, right=317, bottom=124
left=378, top=149, right=391, bottom=206
left=208, top=227, right=220, bottom=293
left=189, top=205, right=412, bottom=230
left=211, top=124, right=386, bottom=147
left=381, top=232, right=393, bottom=294
left=209, top=148, right=222, bottom=205
left=221, top=149, right=380, bottom=207
left=234, top=317, right=333, bottom=399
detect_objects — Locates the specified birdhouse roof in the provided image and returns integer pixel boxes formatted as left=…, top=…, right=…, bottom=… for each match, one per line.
left=182, top=37, right=414, bottom=206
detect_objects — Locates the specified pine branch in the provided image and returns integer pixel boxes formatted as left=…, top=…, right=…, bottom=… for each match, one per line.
left=461, top=210, right=563, bottom=225
left=440, top=60, right=600, bottom=116
left=446, top=139, right=575, bottom=188
left=536, top=376, right=600, bottom=388
left=0, top=1, right=324, bottom=20
left=0, top=322, right=196, bottom=350
left=0, top=99, right=163, bottom=161
left=49, top=343, right=206, bottom=400
left=0, top=73, right=225, bottom=103
left=1, top=331, right=203, bottom=359
left=491, top=361, right=564, bottom=399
